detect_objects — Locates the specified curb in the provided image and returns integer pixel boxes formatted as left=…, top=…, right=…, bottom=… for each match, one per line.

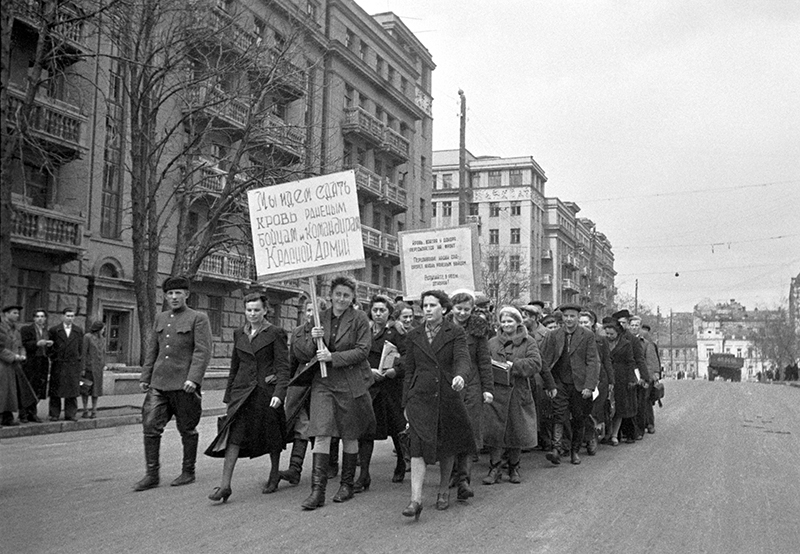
left=0, top=407, right=226, bottom=440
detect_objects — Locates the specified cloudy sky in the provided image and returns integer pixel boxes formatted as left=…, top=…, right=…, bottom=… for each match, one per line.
left=358, top=0, right=800, bottom=312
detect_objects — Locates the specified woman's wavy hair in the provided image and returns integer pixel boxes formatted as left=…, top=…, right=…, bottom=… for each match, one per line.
left=420, top=290, right=452, bottom=314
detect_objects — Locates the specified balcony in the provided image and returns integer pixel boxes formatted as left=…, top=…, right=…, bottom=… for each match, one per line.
left=414, top=86, right=433, bottom=118
left=193, top=163, right=227, bottom=195
left=380, top=127, right=410, bottom=163
left=10, top=200, right=85, bottom=259
left=465, top=215, right=482, bottom=226
left=256, top=48, right=306, bottom=100
left=563, top=254, right=579, bottom=269
left=342, top=106, right=384, bottom=146
left=13, top=0, right=88, bottom=59
left=349, top=165, right=408, bottom=213
left=7, top=84, right=87, bottom=159
left=183, top=84, right=249, bottom=132
left=355, top=280, right=402, bottom=304
left=361, top=225, right=400, bottom=261
left=185, top=249, right=253, bottom=285
left=186, top=4, right=256, bottom=55
left=251, top=115, right=306, bottom=164
left=562, top=278, right=579, bottom=292
left=541, top=249, right=553, bottom=260
left=540, top=274, right=553, bottom=285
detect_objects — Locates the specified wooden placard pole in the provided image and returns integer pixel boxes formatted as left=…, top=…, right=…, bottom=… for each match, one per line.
left=308, top=277, right=327, bottom=378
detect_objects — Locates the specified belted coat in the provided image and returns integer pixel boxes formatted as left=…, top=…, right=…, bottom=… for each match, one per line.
left=402, top=319, right=475, bottom=463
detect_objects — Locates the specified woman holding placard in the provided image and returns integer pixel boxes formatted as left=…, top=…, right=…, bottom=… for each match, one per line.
left=293, top=275, right=375, bottom=510
left=402, top=290, right=474, bottom=521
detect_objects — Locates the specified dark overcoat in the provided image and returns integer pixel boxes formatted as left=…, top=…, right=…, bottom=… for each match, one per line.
left=48, top=324, right=84, bottom=398
left=82, top=333, right=106, bottom=396
left=609, top=333, right=638, bottom=419
left=483, top=325, right=542, bottom=449
left=206, top=324, right=290, bottom=458
left=366, top=323, right=406, bottom=440
left=20, top=323, right=49, bottom=400
left=403, top=319, right=475, bottom=463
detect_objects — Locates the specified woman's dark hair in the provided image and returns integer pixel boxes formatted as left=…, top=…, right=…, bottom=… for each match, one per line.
left=392, top=301, right=412, bottom=320
left=450, top=291, right=475, bottom=307
left=243, top=292, right=269, bottom=308
left=420, top=290, right=452, bottom=314
left=330, top=275, right=357, bottom=296
left=369, top=294, right=394, bottom=318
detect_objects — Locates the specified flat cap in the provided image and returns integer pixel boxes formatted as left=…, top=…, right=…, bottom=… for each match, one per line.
left=612, top=309, right=631, bottom=320
left=1, top=304, right=23, bottom=313
left=557, top=303, right=582, bottom=314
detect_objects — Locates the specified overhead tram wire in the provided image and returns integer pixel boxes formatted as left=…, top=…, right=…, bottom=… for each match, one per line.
left=614, top=233, right=800, bottom=251
left=574, top=179, right=800, bottom=204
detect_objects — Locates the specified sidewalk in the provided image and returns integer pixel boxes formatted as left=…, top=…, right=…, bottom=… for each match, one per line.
left=0, top=389, right=227, bottom=439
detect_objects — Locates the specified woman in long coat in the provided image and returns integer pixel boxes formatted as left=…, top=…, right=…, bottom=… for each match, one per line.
left=603, top=317, right=638, bottom=446
left=579, top=311, right=614, bottom=453
left=292, top=275, right=376, bottom=510
left=80, top=321, right=106, bottom=419
left=402, top=290, right=474, bottom=520
left=205, top=292, right=290, bottom=502
left=483, top=306, right=542, bottom=485
left=447, top=290, right=493, bottom=501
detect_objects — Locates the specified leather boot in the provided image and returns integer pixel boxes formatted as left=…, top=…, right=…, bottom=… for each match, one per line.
left=353, top=440, right=373, bottom=493
left=279, top=439, right=308, bottom=485
left=333, top=452, right=358, bottom=502
left=171, top=433, right=198, bottom=486
left=546, top=423, right=563, bottom=465
left=456, top=454, right=474, bottom=500
left=301, top=453, right=329, bottom=510
left=327, top=438, right=340, bottom=479
left=134, top=436, right=161, bottom=491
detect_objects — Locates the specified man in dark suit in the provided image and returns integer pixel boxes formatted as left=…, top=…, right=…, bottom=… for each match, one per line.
left=48, top=308, right=84, bottom=421
left=20, top=309, right=51, bottom=423
left=540, top=303, right=600, bottom=465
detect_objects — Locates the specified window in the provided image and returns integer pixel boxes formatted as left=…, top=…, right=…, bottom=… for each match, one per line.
left=706, top=348, right=714, bottom=358
left=510, top=228, right=520, bottom=244
left=487, top=283, right=498, bottom=299
left=420, top=155, right=427, bottom=177
left=489, top=229, right=499, bottom=244
left=442, top=201, right=452, bottom=217
left=387, top=65, right=395, bottom=85
left=187, top=211, right=199, bottom=239
left=208, top=296, right=223, bottom=335
left=359, top=40, right=368, bottom=61
left=489, top=203, right=500, bottom=217
left=383, top=266, right=391, bottom=288
left=343, top=142, right=353, bottom=166
left=99, top=263, right=119, bottom=279
left=441, top=173, right=453, bottom=189
left=431, top=202, right=437, bottom=217
left=344, top=85, right=354, bottom=108
left=384, top=215, right=393, bottom=234
left=376, top=55, right=384, bottom=77
left=254, top=17, right=266, bottom=39
left=345, top=29, right=355, bottom=49
left=510, top=202, right=521, bottom=216
left=400, top=76, right=408, bottom=95
left=432, top=174, right=437, bottom=189
left=306, top=1, right=317, bottom=19
left=16, top=162, right=51, bottom=208
left=510, top=169, right=523, bottom=186
left=509, top=283, right=520, bottom=299
left=488, top=171, right=501, bottom=187
left=372, top=263, right=381, bottom=285
left=510, top=255, right=520, bottom=272
left=101, top=158, right=122, bottom=238
left=16, top=269, right=46, bottom=319
left=274, top=31, right=286, bottom=50
left=468, top=203, right=479, bottom=216
left=419, top=198, right=426, bottom=221
left=488, top=256, right=499, bottom=272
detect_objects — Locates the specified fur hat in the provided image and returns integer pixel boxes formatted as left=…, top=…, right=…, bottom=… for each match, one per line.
left=162, top=275, right=191, bottom=292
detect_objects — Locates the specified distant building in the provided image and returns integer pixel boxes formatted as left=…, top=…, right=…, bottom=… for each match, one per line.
left=658, top=312, right=698, bottom=378
left=790, top=272, right=800, bottom=343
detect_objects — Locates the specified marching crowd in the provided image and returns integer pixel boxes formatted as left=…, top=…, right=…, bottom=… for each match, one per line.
left=0, top=274, right=664, bottom=522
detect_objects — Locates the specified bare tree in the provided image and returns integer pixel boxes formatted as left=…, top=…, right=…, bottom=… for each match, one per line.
left=107, top=0, right=318, bottom=360
left=750, top=303, right=798, bottom=379
left=481, top=246, right=530, bottom=309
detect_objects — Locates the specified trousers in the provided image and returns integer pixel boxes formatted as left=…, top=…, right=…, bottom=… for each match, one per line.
left=142, top=388, right=202, bottom=439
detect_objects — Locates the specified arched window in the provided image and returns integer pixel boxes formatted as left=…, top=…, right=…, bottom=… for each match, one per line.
left=99, top=262, right=120, bottom=279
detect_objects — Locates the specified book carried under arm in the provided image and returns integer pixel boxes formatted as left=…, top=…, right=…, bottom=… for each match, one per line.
left=491, top=359, right=511, bottom=386
left=378, top=341, right=400, bottom=374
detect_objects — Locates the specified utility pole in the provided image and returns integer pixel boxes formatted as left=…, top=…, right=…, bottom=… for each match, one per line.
left=458, top=89, right=467, bottom=225
left=669, top=308, right=674, bottom=377
left=634, top=279, right=639, bottom=315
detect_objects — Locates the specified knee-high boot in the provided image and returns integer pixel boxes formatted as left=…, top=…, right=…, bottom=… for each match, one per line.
left=327, top=437, right=340, bottom=479
left=171, top=433, right=198, bottom=486
left=301, top=453, right=329, bottom=510
left=333, top=452, right=358, bottom=502
left=546, top=423, right=563, bottom=465
left=353, top=440, right=373, bottom=493
left=134, top=436, right=161, bottom=491
left=279, top=438, right=308, bottom=485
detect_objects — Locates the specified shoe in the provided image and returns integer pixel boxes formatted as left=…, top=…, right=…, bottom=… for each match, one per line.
left=90, top=410, right=97, bottom=419
left=635, top=434, right=643, bottom=441
left=435, top=492, right=450, bottom=511
left=587, top=436, right=598, bottom=456
left=171, top=472, right=196, bottom=486
left=457, top=481, right=474, bottom=501
left=48, top=416, right=59, bottom=422
left=82, top=410, right=90, bottom=419
left=353, top=474, right=371, bottom=493
left=610, top=437, right=619, bottom=446
left=626, top=437, right=636, bottom=444
left=262, top=474, right=280, bottom=494
left=546, top=448, right=561, bottom=465
left=208, top=486, right=232, bottom=503
left=402, top=500, right=422, bottom=521
left=482, top=461, right=502, bottom=485
left=646, top=424, right=655, bottom=434
left=570, top=451, right=581, bottom=465
left=134, top=474, right=159, bottom=491
left=508, top=462, right=521, bottom=484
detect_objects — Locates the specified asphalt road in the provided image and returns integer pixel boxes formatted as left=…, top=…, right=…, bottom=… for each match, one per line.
left=2, top=380, right=798, bottom=554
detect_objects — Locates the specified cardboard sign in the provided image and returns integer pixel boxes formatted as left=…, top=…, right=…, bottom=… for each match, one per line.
left=398, top=224, right=480, bottom=299
left=247, top=170, right=365, bottom=281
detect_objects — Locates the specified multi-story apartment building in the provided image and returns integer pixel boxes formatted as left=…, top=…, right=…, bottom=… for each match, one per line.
left=431, top=150, right=614, bottom=310
left=5, top=0, right=433, bottom=366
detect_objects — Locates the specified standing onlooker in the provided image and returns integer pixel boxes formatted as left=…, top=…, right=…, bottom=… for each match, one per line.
left=80, top=321, right=107, bottom=419
left=483, top=306, right=544, bottom=485
left=134, top=276, right=211, bottom=491
left=205, top=292, right=290, bottom=503
left=540, top=303, right=600, bottom=466
left=20, top=309, right=51, bottom=423
left=1, top=305, right=27, bottom=426
left=48, top=308, right=84, bottom=422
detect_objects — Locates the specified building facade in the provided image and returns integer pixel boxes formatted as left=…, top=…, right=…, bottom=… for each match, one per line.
left=6, top=0, right=433, bottom=366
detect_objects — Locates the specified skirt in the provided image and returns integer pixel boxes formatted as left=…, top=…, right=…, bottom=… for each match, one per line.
left=613, top=381, right=638, bottom=419
left=204, top=387, right=286, bottom=459
left=307, top=377, right=375, bottom=440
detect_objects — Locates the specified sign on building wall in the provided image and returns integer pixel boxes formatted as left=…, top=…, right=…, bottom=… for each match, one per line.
left=247, top=170, right=365, bottom=281
left=398, top=224, right=481, bottom=299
